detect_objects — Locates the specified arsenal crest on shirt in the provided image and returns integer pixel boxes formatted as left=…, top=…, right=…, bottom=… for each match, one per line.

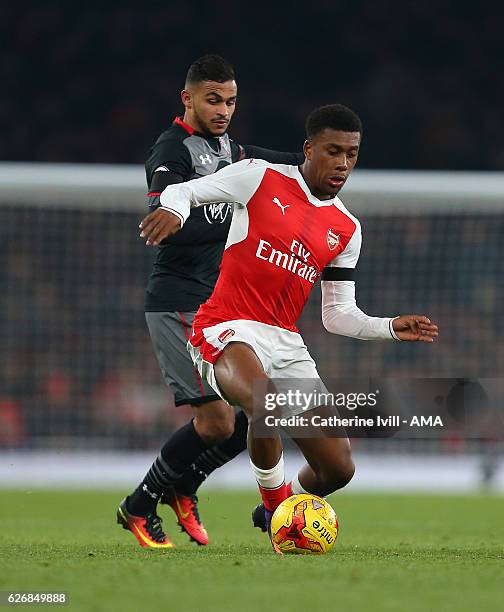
left=218, top=329, right=236, bottom=343
left=327, top=228, right=341, bottom=251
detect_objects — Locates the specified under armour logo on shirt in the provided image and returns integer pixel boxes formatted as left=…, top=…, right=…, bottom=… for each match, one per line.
left=199, top=154, right=212, bottom=165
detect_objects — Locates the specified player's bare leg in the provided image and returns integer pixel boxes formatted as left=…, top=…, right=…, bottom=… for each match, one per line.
left=214, top=343, right=286, bottom=551
left=192, top=400, right=235, bottom=444
left=290, top=435, right=355, bottom=496
left=213, top=343, right=283, bottom=468
left=213, top=346, right=356, bottom=534
left=215, top=343, right=356, bottom=490
left=251, top=431, right=355, bottom=534
left=214, top=343, right=357, bottom=550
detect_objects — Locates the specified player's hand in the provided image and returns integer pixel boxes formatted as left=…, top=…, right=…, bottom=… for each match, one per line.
left=392, top=315, right=439, bottom=342
left=139, top=208, right=182, bottom=246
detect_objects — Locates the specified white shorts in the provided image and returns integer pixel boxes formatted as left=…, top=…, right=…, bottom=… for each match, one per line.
left=187, top=319, right=327, bottom=415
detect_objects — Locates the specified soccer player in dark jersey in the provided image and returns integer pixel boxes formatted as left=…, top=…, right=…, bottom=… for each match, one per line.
left=139, top=104, right=439, bottom=552
left=117, top=55, right=304, bottom=548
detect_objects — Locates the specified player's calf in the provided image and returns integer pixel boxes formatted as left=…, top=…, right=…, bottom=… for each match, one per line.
left=293, top=435, right=355, bottom=497
left=314, top=457, right=355, bottom=496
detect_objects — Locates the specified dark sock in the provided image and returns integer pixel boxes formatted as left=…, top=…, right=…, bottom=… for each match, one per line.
left=176, top=411, right=249, bottom=496
left=127, top=420, right=209, bottom=516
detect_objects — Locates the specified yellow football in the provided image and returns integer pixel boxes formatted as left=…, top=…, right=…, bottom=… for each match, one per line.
left=271, top=494, right=338, bottom=554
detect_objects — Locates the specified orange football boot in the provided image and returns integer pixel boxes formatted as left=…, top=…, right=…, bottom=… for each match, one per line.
left=161, top=489, right=209, bottom=545
left=117, top=498, right=175, bottom=549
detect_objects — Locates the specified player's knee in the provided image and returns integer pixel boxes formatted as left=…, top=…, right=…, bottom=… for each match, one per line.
left=205, top=418, right=235, bottom=442
left=194, top=410, right=235, bottom=443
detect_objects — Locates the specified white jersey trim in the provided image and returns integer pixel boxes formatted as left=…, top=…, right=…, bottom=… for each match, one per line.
left=225, top=204, right=249, bottom=250
left=327, top=221, right=362, bottom=269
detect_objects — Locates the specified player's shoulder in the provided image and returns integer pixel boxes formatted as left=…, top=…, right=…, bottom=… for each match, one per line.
left=234, top=157, right=270, bottom=167
left=333, top=196, right=361, bottom=234
left=228, top=158, right=275, bottom=172
left=145, top=121, right=193, bottom=182
left=236, top=160, right=300, bottom=181
left=151, top=122, right=192, bottom=152
left=264, top=162, right=298, bottom=175
left=225, top=159, right=301, bottom=183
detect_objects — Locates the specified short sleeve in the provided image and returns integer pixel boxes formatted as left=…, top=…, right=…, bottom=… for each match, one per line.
left=145, top=137, right=192, bottom=186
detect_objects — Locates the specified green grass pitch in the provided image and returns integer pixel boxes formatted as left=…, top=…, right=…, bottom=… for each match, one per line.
left=1, top=490, right=503, bottom=611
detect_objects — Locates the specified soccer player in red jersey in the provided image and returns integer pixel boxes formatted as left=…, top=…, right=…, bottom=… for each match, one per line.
left=139, top=104, right=439, bottom=551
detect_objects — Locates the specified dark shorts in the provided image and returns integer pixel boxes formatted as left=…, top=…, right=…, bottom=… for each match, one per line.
left=145, top=311, right=221, bottom=407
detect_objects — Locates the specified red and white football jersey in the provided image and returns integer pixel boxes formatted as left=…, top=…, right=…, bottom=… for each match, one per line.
left=161, top=159, right=361, bottom=333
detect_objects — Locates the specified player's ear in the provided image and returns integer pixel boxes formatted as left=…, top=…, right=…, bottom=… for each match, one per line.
left=181, top=89, right=192, bottom=110
left=303, top=139, right=312, bottom=160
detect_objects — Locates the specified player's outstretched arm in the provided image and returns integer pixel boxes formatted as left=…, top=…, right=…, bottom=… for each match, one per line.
left=321, top=280, right=439, bottom=343
left=139, top=159, right=268, bottom=246
left=321, top=222, right=438, bottom=343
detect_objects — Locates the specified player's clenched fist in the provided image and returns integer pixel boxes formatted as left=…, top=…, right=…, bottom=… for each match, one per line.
left=139, top=208, right=182, bottom=246
left=392, top=315, right=439, bottom=342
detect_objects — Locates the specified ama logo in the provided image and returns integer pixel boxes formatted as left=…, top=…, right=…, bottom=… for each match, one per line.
left=327, top=228, right=340, bottom=251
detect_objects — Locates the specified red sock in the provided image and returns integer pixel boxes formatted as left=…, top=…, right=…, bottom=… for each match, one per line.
left=258, top=483, right=288, bottom=512
left=285, top=481, right=293, bottom=497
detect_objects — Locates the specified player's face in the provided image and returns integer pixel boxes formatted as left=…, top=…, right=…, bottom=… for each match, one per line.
left=182, top=80, right=237, bottom=136
left=303, top=129, right=361, bottom=198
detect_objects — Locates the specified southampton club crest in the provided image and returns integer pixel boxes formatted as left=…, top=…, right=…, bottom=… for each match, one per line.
left=218, top=136, right=231, bottom=157
left=203, top=202, right=232, bottom=224
left=327, top=228, right=341, bottom=251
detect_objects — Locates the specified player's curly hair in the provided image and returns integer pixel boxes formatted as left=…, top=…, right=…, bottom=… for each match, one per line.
left=186, top=54, right=235, bottom=85
left=306, top=104, right=362, bottom=139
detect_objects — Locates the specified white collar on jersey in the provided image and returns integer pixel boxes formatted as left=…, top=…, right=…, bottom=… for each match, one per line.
left=291, top=165, right=343, bottom=208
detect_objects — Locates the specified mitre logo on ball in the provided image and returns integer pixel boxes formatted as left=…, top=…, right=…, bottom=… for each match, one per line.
left=327, top=228, right=340, bottom=250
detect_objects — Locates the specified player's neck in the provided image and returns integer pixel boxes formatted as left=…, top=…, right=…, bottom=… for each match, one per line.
left=182, top=112, right=217, bottom=138
left=182, top=112, right=201, bottom=133
left=298, top=165, right=335, bottom=201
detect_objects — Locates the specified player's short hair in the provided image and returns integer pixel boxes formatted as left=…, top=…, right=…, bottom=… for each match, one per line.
left=306, top=104, right=362, bottom=139
left=185, top=55, right=235, bottom=86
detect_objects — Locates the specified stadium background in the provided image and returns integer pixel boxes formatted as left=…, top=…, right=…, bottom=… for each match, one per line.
left=1, top=1, right=503, bottom=491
